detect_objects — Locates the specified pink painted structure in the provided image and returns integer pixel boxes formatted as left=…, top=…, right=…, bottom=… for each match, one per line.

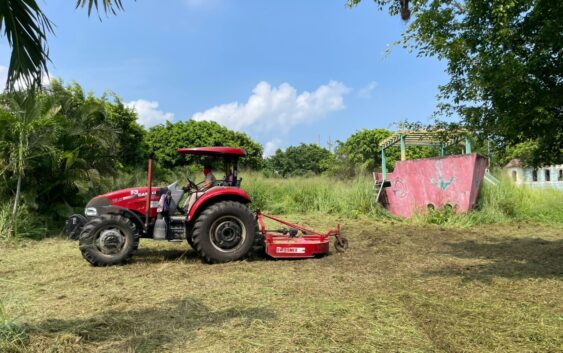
left=377, top=153, right=488, bottom=218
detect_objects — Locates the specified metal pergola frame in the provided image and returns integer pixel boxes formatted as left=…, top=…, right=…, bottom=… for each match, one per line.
left=378, top=130, right=472, bottom=180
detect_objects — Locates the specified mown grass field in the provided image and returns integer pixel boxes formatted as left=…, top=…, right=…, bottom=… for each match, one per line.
left=1, top=215, right=562, bottom=353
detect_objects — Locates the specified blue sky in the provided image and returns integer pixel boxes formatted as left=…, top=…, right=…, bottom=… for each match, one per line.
left=0, top=0, right=449, bottom=155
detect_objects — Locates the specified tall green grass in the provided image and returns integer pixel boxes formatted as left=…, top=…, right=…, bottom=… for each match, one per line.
left=477, top=177, right=563, bottom=223
left=105, top=169, right=562, bottom=227
left=243, top=172, right=390, bottom=218
left=241, top=172, right=562, bottom=226
left=4, top=168, right=560, bottom=238
left=0, top=201, right=48, bottom=240
left=0, top=301, right=27, bottom=352
left=409, top=177, right=563, bottom=227
left=95, top=169, right=389, bottom=218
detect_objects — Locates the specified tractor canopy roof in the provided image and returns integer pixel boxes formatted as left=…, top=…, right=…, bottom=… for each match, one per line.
left=176, top=146, right=246, bottom=157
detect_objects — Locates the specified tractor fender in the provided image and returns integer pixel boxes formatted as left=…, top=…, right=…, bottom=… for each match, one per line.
left=187, top=188, right=252, bottom=223
left=95, top=205, right=146, bottom=234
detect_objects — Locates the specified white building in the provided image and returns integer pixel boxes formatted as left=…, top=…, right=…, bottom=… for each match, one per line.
left=504, top=159, right=563, bottom=189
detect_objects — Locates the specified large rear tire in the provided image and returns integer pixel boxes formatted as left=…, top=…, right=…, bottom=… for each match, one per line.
left=192, top=201, right=256, bottom=263
left=187, top=234, right=195, bottom=250
left=78, top=215, right=139, bottom=266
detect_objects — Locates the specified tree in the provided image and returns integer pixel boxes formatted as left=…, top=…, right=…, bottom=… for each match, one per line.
left=50, top=80, right=145, bottom=168
left=144, top=120, right=263, bottom=169
left=335, top=128, right=393, bottom=171
left=0, top=83, right=128, bottom=235
left=348, top=0, right=412, bottom=20
left=0, top=0, right=126, bottom=90
left=503, top=140, right=540, bottom=167
left=348, top=0, right=563, bottom=166
left=103, top=95, right=146, bottom=166
left=266, top=144, right=335, bottom=177
left=332, top=128, right=434, bottom=177
left=0, top=90, right=59, bottom=237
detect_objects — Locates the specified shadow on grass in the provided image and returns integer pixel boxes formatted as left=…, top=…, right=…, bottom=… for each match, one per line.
left=132, top=246, right=269, bottom=264
left=30, top=296, right=276, bottom=352
left=133, top=246, right=201, bottom=264
left=429, top=237, right=563, bottom=282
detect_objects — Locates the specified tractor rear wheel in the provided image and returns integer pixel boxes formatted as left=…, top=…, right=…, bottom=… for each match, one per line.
left=192, top=201, right=256, bottom=263
left=186, top=233, right=195, bottom=250
left=78, top=215, right=139, bottom=266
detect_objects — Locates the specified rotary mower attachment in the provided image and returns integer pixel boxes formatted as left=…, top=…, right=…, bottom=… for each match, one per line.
left=256, top=210, right=349, bottom=259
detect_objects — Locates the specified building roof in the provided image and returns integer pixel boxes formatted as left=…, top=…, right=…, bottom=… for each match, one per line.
left=504, top=159, right=522, bottom=168
left=379, top=130, right=466, bottom=150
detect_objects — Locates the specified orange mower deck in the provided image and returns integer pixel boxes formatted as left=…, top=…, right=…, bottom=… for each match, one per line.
left=256, top=211, right=348, bottom=258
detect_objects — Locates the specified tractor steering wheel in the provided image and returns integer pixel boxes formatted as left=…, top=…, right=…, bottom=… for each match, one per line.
left=185, top=177, right=200, bottom=192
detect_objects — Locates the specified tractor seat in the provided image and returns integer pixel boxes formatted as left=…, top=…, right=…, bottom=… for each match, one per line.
left=216, top=178, right=243, bottom=187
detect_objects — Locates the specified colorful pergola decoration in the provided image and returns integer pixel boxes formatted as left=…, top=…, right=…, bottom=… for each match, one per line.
left=378, top=130, right=472, bottom=180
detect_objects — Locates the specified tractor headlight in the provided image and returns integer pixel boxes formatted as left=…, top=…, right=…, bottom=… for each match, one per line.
left=85, top=207, right=98, bottom=216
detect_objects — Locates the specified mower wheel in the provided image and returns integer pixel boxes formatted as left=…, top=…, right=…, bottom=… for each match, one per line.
left=192, top=201, right=256, bottom=263
left=334, top=237, right=349, bottom=253
left=78, top=215, right=139, bottom=266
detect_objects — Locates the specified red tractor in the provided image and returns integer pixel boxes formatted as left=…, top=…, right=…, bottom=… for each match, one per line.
left=67, top=147, right=347, bottom=266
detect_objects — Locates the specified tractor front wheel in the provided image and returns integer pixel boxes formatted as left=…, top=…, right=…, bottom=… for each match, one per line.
left=78, top=215, right=139, bottom=266
left=192, top=201, right=256, bottom=263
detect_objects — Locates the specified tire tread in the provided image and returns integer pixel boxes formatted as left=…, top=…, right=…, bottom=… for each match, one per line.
left=78, top=214, right=139, bottom=266
left=191, top=201, right=256, bottom=263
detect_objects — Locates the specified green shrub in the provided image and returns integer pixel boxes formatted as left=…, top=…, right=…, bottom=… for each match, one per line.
left=0, top=201, right=47, bottom=240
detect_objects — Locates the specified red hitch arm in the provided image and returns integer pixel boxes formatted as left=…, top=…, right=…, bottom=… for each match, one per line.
left=256, top=210, right=341, bottom=239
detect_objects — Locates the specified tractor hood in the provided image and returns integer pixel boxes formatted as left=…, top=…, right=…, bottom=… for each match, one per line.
left=85, top=186, right=163, bottom=217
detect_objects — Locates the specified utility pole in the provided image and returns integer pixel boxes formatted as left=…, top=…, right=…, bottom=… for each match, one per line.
left=327, top=136, right=333, bottom=152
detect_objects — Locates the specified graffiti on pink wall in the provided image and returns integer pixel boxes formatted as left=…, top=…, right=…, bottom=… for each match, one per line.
left=378, top=153, right=488, bottom=218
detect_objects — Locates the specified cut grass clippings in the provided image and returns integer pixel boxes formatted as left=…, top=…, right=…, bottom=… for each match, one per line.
left=1, top=217, right=562, bottom=352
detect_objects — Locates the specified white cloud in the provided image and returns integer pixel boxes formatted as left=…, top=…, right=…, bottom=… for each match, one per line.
left=358, top=81, right=377, bottom=99
left=192, top=80, right=350, bottom=133
left=0, top=65, right=52, bottom=92
left=0, top=65, right=7, bottom=91
left=125, top=99, right=174, bottom=127
left=263, top=138, right=282, bottom=158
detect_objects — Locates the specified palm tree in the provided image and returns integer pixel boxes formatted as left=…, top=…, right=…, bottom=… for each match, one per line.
left=0, top=90, right=60, bottom=237
left=0, top=0, right=126, bottom=91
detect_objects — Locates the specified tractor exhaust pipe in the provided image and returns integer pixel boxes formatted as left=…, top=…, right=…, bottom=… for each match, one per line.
left=145, top=159, right=153, bottom=229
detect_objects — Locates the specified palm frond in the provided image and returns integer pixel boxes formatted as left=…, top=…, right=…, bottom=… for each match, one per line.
left=1, top=0, right=129, bottom=91
left=0, top=0, right=53, bottom=91
left=75, top=0, right=125, bottom=17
